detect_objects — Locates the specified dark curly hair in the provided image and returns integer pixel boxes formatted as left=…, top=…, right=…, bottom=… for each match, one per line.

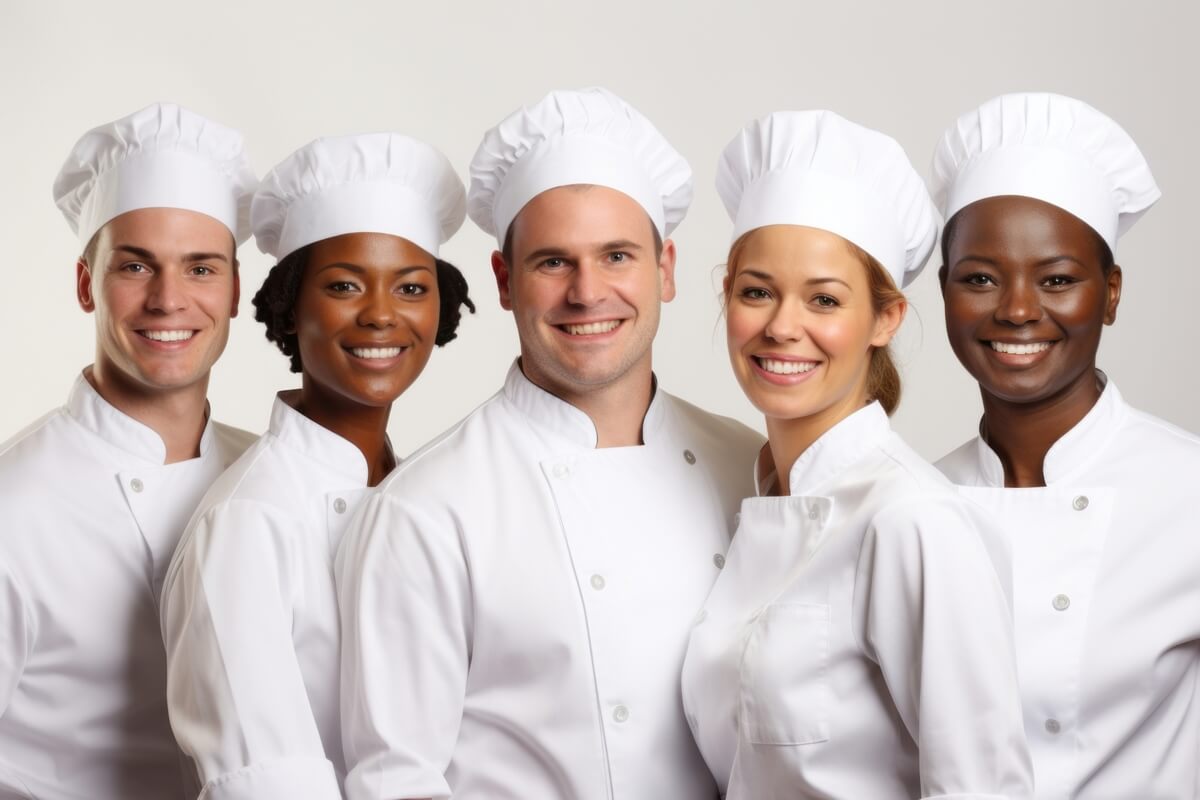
left=251, top=243, right=476, bottom=373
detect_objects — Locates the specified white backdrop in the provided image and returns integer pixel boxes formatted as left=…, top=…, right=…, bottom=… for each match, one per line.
left=2, top=0, right=1196, bottom=459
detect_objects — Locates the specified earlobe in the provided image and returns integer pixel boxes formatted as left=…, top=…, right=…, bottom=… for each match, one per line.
left=76, top=259, right=95, bottom=313
left=871, top=299, right=908, bottom=347
left=491, top=250, right=513, bottom=311
left=1104, top=264, right=1123, bottom=325
left=658, top=239, right=678, bottom=303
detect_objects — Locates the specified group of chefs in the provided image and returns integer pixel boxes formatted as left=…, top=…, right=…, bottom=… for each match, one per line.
left=0, top=86, right=1196, bottom=800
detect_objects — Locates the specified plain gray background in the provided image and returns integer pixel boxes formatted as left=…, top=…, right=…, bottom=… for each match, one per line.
left=2, top=0, right=1196, bottom=459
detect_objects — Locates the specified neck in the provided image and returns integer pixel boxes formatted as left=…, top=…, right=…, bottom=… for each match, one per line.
left=979, top=368, right=1102, bottom=488
left=763, top=389, right=871, bottom=496
left=521, top=358, right=655, bottom=448
left=87, top=362, right=210, bottom=464
left=294, top=378, right=394, bottom=486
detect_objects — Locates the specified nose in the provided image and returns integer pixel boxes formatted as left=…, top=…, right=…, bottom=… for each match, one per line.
left=357, top=283, right=398, bottom=329
left=762, top=298, right=807, bottom=343
left=995, top=277, right=1042, bottom=325
left=566, top=261, right=607, bottom=307
left=145, top=269, right=188, bottom=314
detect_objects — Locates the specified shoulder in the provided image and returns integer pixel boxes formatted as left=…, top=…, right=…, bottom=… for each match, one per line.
left=1119, top=403, right=1200, bottom=456
left=933, top=437, right=981, bottom=483
left=0, top=407, right=70, bottom=467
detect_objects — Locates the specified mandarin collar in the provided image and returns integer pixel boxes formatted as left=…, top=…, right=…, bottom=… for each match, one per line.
left=971, top=372, right=1126, bottom=487
left=755, top=401, right=892, bottom=497
left=66, top=370, right=215, bottom=464
left=269, top=391, right=370, bottom=485
left=500, top=360, right=667, bottom=449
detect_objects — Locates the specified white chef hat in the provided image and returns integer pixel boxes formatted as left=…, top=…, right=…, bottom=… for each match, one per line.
left=252, top=133, right=465, bottom=261
left=53, top=102, right=257, bottom=248
left=931, top=92, right=1161, bottom=250
left=467, top=87, right=693, bottom=244
left=717, top=110, right=938, bottom=288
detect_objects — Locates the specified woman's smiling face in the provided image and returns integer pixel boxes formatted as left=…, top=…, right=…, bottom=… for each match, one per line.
left=940, top=195, right=1122, bottom=406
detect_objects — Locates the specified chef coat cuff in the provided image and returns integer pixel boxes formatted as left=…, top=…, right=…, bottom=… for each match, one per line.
left=198, top=755, right=341, bottom=800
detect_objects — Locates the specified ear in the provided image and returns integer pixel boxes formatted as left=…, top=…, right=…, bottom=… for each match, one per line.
left=76, top=259, right=96, bottom=313
left=870, top=298, right=907, bottom=348
left=491, top=250, right=513, bottom=311
left=1103, top=264, right=1122, bottom=325
left=230, top=258, right=241, bottom=319
left=658, top=238, right=678, bottom=303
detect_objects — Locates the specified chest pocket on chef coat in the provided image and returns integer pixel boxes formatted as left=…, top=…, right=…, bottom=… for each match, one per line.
left=740, top=602, right=832, bottom=745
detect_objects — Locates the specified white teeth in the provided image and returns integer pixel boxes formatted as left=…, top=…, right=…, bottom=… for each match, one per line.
left=757, top=357, right=817, bottom=375
left=351, top=347, right=403, bottom=359
left=141, top=330, right=193, bottom=342
left=991, top=341, right=1051, bottom=355
left=563, top=320, right=621, bottom=336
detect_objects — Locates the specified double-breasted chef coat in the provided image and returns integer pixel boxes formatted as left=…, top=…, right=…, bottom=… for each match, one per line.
left=335, top=361, right=763, bottom=800
left=161, top=392, right=377, bottom=799
left=682, top=401, right=1034, bottom=800
left=938, top=377, right=1200, bottom=799
left=0, top=371, right=252, bottom=799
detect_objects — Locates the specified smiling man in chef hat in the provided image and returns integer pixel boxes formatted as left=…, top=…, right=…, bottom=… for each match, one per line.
left=0, top=102, right=257, bottom=799
left=336, top=87, right=763, bottom=800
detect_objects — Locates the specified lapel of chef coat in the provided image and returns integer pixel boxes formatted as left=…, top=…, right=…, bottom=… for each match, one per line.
left=268, top=391, right=372, bottom=553
left=65, top=371, right=227, bottom=595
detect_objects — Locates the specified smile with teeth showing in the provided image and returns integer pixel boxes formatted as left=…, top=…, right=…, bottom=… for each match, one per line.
left=989, top=341, right=1053, bottom=355
left=559, top=319, right=622, bottom=336
left=139, top=329, right=195, bottom=342
left=348, top=346, right=408, bottom=359
left=754, top=356, right=818, bottom=375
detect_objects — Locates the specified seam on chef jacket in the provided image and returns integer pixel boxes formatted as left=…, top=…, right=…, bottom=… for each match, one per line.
left=938, top=377, right=1200, bottom=798
left=338, top=361, right=762, bottom=800
left=0, top=372, right=254, bottom=800
left=163, top=395, right=370, bottom=800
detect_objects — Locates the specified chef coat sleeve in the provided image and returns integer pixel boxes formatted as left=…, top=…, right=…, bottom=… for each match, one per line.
left=160, top=500, right=342, bottom=800
left=853, top=494, right=1034, bottom=800
left=0, top=560, right=32, bottom=715
left=336, top=490, right=471, bottom=800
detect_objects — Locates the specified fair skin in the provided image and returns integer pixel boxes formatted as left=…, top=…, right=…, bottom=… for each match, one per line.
left=725, top=225, right=904, bottom=495
left=75, top=207, right=239, bottom=463
left=491, top=184, right=677, bottom=447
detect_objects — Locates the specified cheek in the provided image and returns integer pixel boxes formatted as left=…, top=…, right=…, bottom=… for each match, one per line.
left=404, top=297, right=441, bottom=341
left=809, top=315, right=867, bottom=357
left=725, top=303, right=765, bottom=351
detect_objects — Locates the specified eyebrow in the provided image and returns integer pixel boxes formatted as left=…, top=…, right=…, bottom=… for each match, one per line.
left=522, top=239, right=645, bottom=265
left=111, top=245, right=229, bottom=264
left=737, top=269, right=851, bottom=290
left=1035, top=254, right=1088, bottom=268
left=314, top=262, right=433, bottom=276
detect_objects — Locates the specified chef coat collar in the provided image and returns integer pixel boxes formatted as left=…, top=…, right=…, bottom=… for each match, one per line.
left=271, top=390, right=370, bottom=485
left=502, top=359, right=667, bottom=448
left=755, top=401, right=891, bottom=497
left=971, top=371, right=1126, bottom=487
left=66, top=369, right=215, bottom=464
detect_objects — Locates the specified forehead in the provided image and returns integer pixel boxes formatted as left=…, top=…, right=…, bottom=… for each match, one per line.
left=510, top=185, right=657, bottom=249
left=735, top=225, right=865, bottom=281
left=306, top=232, right=435, bottom=269
left=948, top=196, right=1101, bottom=261
left=94, top=207, right=235, bottom=257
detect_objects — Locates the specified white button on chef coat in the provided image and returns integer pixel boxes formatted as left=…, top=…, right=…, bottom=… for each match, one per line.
left=0, top=371, right=253, bottom=800
left=161, top=393, right=378, bottom=799
left=335, top=361, right=763, bottom=800
left=939, top=378, right=1200, bottom=798
left=682, top=402, right=1033, bottom=800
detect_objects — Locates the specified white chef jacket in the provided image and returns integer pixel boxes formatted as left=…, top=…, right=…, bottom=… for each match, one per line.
left=161, top=392, right=377, bottom=800
left=0, top=371, right=253, bottom=800
left=938, top=378, right=1200, bottom=799
left=682, top=401, right=1033, bottom=800
left=336, top=361, right=763, bottom=800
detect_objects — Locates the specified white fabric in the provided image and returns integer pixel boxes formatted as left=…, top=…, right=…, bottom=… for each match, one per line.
left=0, top=372, right=253, bottom=800
left=53, top=102, right=258, bottom=246
left=467, top=87, right=693, bottom=242
left=931, top=92, right=1161, bottom=249
left=252, top=133, right=466, bottom=260
left=683, top=402, right=1033, bottom=799
left=718, top=110, right=938, bottom=287
left=161, top=393, right=381, bottom=800
left=336, top=362, right=763, bottom=800
left=937, top=379, right=1200, bottom=798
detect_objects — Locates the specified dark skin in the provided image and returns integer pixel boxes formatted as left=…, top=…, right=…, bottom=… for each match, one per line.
left=289, top=232, right=440, bottom=486
left=939, top=196, right=1122, bottom=488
